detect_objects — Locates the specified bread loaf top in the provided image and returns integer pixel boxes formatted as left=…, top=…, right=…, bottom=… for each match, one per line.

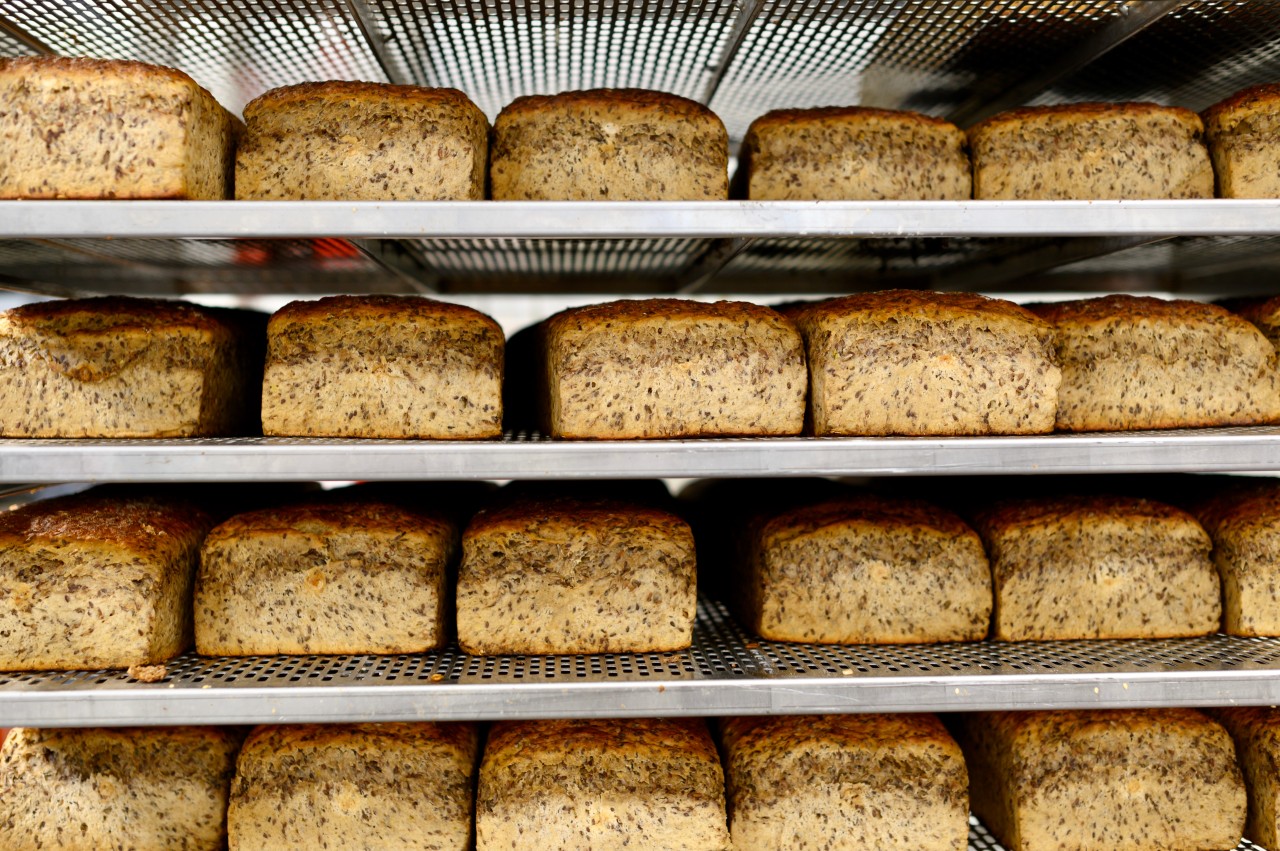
left=270, top=294, right=499, bottom=328
left=0, top=55, right=219, bottom=101
left=1224, top=295, right=1280, bottom=341
left=1030, top=293, right=1242, bottom=327
left=787, top=289, right=1050, bottom=328
left=0, top=494, right=211, bottom=553
left=1191, top=484, right=1280, bottom=538
left=972, top=494, right=1206, bottom=542
left=205, top=500, right=454, bottom=543
left=721, top=712, right=958, bottom=756
left=545, top=297, right=794, bottom=333
left=268, top=294, right=503, bottom=358
left=1203, top=83, right=1280, bottom=135
left=969, top=101, right=1205, bottom=144
left=498, top=87, right=723, bottom=127
left=746, top=105, right=963, bottom=136
left=240, top=721, right=477, bottom=765
left=757, top=494, right=977, bottom=547
left=466, top=495, right=688, bottom=539
left=244, top=80, right=485, bottom=125
left=7, top=296, right=232, bottom=337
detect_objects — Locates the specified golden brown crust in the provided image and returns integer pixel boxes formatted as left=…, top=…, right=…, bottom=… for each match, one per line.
left=972, top=494, right=1200, bottom=538
left=747, top=105, right=962, bottom=134
left=760, top=494, right=976, bottom=543
left=268, top=294, right=502, bottom=334
left=544, top=297, right=794, bottom=331
left=204, top=499, right=452, bottom=544
left=1029, top=293, right=1237, bottom=326
left=241, top=721, right=477, bottom=758
left=8, top=296, right=231, bottom=336
left=0, top=55, right=213, bottom=97
left=1203, top=83, right=1280, bottom=130
left=1191, top=483, right=1280, bottom=538
left=485, top=717, right=716, bottom=769
left=244, top=81, right=484, bottom=124
left=498, top=88, right=721, bottom=125
left=969, top=101, right=1205, bottom=141
left=0, top=493, right=212, bottom=553
left=790, top=289, right=1050, bottom=329
left=466, top=495, right=688, bottom=539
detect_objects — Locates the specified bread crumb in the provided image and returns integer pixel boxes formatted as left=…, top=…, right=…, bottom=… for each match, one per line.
left=127, top=664, right=168, bottom=683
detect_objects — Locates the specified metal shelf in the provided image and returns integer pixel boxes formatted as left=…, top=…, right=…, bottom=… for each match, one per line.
left=0, top=428, right=1278, bottom=483
left=4, top=601, right=1280, bottom=727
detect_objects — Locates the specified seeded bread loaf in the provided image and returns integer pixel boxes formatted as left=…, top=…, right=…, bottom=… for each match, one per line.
left=969, top=102, right=1213, bottom=199
left=0, top=726, right=241, bottom=851
left=0, top=296, right=264, bottom=438
left=196, top=498, right=459, bottom=655
left=0, top=492, right=214, bottom=670
left=1211, top=707, right=1280, bottom=848
left=739, top=494, right=991, bottom=643
left=236, top=81, right=487, bottom=200
left=478, top=718, right=730, bottom=851
left=956, top=709, right=1245, bottom=851
left=971, top=495, right=1219, bottom=641
left=740, top=106, right=970, bottom=200
left=0, top=56, right=238, bottom=199
left=1188, top=482, right=1280, bottom=636
left=261, top=295, right=503, bottom=439
left=1031, top=295, right=1280, bottom=431
left=490, top=88, right=729, bottom=200
left=457, top=495, right=696, bottom=654
left=786, top=290, right=1059, bottom=436
left=722, top=714, right=967, bottom=851
left=540, top=298, right=805, bottom=438
left=1203, top=84, right=1280, bottom=198
left=1224, top=294, right=1280, bottom=350
left=229, top=723, right=479, bottom=851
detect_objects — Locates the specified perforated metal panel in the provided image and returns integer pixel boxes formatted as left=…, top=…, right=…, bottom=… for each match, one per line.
left=968, top=816, right=1264, bottom=851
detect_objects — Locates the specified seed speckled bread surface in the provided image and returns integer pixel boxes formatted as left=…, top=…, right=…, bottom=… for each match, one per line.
left=261, top=295, right=503, bottom=438
left=229, top=723, right=478, bottom=851
left=490, top=88, right=729, bottom=200
left=971, top=495, right=1218, bottom=641
left=478, top=718, right=730, bottom=851
left=0, top=56, right=238, bottom=199
left=1211, top=707, right=1280, bottom=848
left=0, top=726, right=241, bottom=851
left=236, top=81, right=487, bottom=200
left=741, top=494, right=991, bottom=643
left=0, top=296, right=263, bottom=437
left=1189, top=483, right=1280, bottom=636
left=956, top=709, right=1245, bottom=851
left=969, top=102, right=1212, bottom=199
left=196, top=499, right=458, bottom=655
left=0, top=493, right=213, bottom=671
left=457, top=495, right=696, bottom=654
left=786, top=290, right=1059, bottom=436
left=1204, top=84, right=1280, bottom=198
left=721, top=714, right=968, bottom=851
left=1225, top=294, right=1280, bottom=351
left=1032, top=294, right=1280, bottom=431
left=741, top=106, right=970, bottom=200
left=541, top=298, right=806, bottom=438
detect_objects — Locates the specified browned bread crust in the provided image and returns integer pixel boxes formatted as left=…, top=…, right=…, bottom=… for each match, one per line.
left=792, top=289, right=1049, bottom=327
left=268, top=293, right=501, bottom=334
left=747, top=105, right=961, bottom=132
left=759, top=493, right=978, bottom=546
left=498, top=87, right=720, bottom=122
left=243, top=80, right=483, bottom=121
left=0, top=55, right=211, bottom=93
left=465, top=495, right=687, bottom=539
left=543, top=296, right=792, bottom=330
left=1203, top=83, right=1280, bottom=132
left=971, top=493, right=1198, bottom=537
left=1030, top=293, right=1233, bottom=325
left=0, top=493, right=211, bottom=552
left=970, top=101, right=1204, bottom=138
left=205, top=499, right=453, bottom=542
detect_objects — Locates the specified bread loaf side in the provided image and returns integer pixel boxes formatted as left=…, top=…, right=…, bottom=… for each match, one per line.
left=1190, top=482, right=1280, bottom=636
left=1212, top=707, right=1280, bottom=849
left=1204, top=84, right=1280, bottom=198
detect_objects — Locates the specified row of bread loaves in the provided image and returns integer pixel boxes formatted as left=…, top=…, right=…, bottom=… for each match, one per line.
left=1, top=708, right=1269, bottom=851
left=4, top=291, right=1280, bottom=439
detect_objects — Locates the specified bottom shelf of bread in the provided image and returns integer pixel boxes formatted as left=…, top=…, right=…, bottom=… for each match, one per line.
left=4, top=600, right=1280, bottom=726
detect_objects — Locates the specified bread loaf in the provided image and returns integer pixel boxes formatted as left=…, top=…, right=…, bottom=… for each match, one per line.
left=739, top=494, right=991, bottom=643
left=787, top=290, right=1059, bottom=435
left=1224, top=294, right=1280, bottom=350
left=196, top=498, right=459, bottom=655
left=457, top=495, right=696, bottom=654
left=1212, top=707, right=1280, bottom=848
left=972, top=494, right=1219, bottom=641
left=0, top=296, right=264, bottom=438
left=721, top=713, right=968, bottom=851
left=229, top=723, right=479, bottom=851
left=236, top=81, right=487, bottom=200
left=740, top=106, right=970, bottom=200
left=1188, top=482, right=1280, bottom=636
left=0, top=726, right=241, bottom=851
left=490, top=88, right=728, bottom=200
left=1032, top=295, right=1280, bottom=431
left=1203, top=84, right=1280, bottom=198
left=0, top=56, right=238, bottom=199
left=261, top=295, right=503, bottom=439
left=969, top=102, right=1213, bottom=199
left=956, top=709, right=1245, bottom=851
left=477, top=718, right=730, bottom=851
left=0, top=492, right=213, bottom=670
left=540, top=298, right=806, bottom=438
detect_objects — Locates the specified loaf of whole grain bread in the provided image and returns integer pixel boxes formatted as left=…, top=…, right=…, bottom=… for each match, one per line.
left=196, top=497, right=459, bottom=655
left=721, top=713, right=968, bottom=851
left=1224, top=293, right=1280, bottom=350
left=229, top=723, right=479, bottom=851
left=0, top=492, right=214, bottom=670
left=539, top=298, right=806, bottom=438
left=0, top=56, right=238, bottom=199
left=477, top=718, right=730, bottom=851
left=236, top=81, right=488, bottom=200
left=740, top=106, right=970, bottom=200
left=786, top=290, right=1059, bottom=436
left=955, top=709, right=1245, bottom=851
left=969, top=102, right=1213, bottom=199
left=490, top=88, right=729, bottom=200
left=739, top=494, right=991, bottom=643
left=456, top=494, right=696, bottom=654
left=1211, top=707, right=1280, bottom=848
left=971, top=494, right=1219, bottom=641
left=0, top=296, right=264, bottom=438
left=260, top=295, right=504, bottom=439
left=0, top=726, right=241, bottom=851
left=1032, top=295, right=1280, bottom=431
left=1188, top=481, right=1280, bottom=636
left=1204, top=84, right=1280, bottom=198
